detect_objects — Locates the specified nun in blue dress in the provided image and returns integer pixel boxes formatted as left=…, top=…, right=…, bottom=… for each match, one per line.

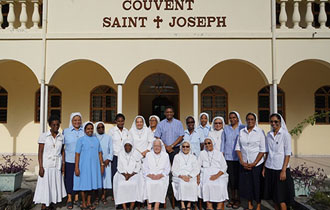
left=74, top=122, right=104, bottom=210
left=95, top=121, right=114, bottom=204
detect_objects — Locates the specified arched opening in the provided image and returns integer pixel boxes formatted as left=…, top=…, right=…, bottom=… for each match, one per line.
left=139, top=73, right=179, bottom=121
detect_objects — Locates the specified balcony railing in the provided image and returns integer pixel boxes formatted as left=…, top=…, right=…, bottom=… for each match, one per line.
left=0, top=0, right=42, bottom=31
left=277, top=0, right=330, bottom=30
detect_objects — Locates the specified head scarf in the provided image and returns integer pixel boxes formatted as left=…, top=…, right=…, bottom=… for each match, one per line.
left=180, top=140, right=192, bottom=155
left=149, top=115, right=160, bottom=125
left=130, top=115, right=147, bottom=132
left=199, top=112, right=210, bottom=127
left=270, top=113, right=288, bottom=132
left=94, top=121, right=105, bottom=137
left=151, top=139, right=166, bottom=153
left=83, top=121, right=94, bottom=135
left=229, top=111, right=242, bottom=126
left=69, top=112, right=82, bottom=128
left=122, top=138, right=134, bottom=154
left=211, top=116, right=225, bottom=131
left=246, top=112, right=259, bottom=127
left=203, top=136, right=215, bottom=151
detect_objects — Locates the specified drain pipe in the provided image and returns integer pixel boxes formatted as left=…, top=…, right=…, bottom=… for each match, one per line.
left=40, top=0, right=48, bottom=134
left=271, top=0, right=278, bottom=114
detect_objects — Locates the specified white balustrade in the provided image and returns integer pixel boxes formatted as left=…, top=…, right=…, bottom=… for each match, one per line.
left=279, top=0, right=288, bottom=29
left=0, top=0, right=41, bottom=31
left=277, top=0, right=329, bottom=30
left=319, top=0, right=328, bottom=29
left=305, top=0, right=314, bottom=29
left=19, top=0, right=28, bottom=29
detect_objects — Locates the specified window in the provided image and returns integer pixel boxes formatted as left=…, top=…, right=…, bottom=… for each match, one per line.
left=90, top=85, right=117, bottom=123
left=258, top=86, right=285, bottom=123
left=201, top=86, right=228, bottom=122
left=315, top=86, right=330, bottom=124
left=0, top=86, right=8, bottom=123
left=35, top=86, right=62, bottom=122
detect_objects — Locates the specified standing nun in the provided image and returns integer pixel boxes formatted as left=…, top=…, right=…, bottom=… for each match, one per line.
left=63, top=112, right=84, bottom=209
left=208, top=116, right=225, bottom=152
left=197, top=112, right=211, bottom=139
left=172, top=140, right=200, bottom=210
left=235, top=113, right=266, bottom=210
left=199, top=137, right=228, bottom=210
left=183, top=116, right=203, bottom=157
left=220, top=111, right=245, bottom=209
left=143, top=139, right=171, bottom=210
left=74, top=122, right=104, bottom=210
left=108, top=114, right=131, bottom=183
left=149, top=115, right=160, bottom=135
left=33, top=115, right=67, bottom=209
left=95, top=121, right=114, bottom=204
left=129, top=116, right=154, bottom=158
left=263, top=113, right=294, bottom=210
left=113, top=139, right=144, bottom=210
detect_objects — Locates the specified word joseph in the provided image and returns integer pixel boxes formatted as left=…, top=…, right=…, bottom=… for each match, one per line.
left=102, top=0, right=227, bottom=29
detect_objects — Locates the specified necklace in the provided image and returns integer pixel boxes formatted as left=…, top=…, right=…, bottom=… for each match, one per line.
left=207, top=151, right=214, bottom=166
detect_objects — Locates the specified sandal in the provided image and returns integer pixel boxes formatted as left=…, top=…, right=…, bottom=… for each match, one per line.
left=87, top=205, right=96, bottom=210
left=74, top=200, right=81, bottom=207
left=226, top=201, right=234, bottom=208
left=94, top=198, right=99, bottom=206
left=232, top=201, right=241, bottom=210
left=181, top=208, right=186, bottom=210
left=101, top=197, right=107, bottom=205
left=67, top=202, right=73, bottom=209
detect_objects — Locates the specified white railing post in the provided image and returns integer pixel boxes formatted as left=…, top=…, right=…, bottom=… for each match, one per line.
left=292, top=0, right=302, bottom=29
left=305, top=0, right=315, bottom=29
left=319, top=0, right=328, bottom=29
left=279, top=0, right=288, bottom=29
left=19, top=0, right=28, bottom=29
left=31, top=0, right=40, bottom=29
left=6, top=0, right=15, bottom=30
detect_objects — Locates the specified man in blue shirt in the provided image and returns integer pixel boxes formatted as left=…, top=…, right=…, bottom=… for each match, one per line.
left=154, top=106, right=185, bottom=164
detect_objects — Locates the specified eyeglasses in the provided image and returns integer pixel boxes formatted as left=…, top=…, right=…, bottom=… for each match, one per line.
left=205, top=142, right=212, bottom=145
left=182, top=146, right=190, bottom=148
left=187, top=121, right=195, bottom=124
left=270, top=120, right=279, bottom=124
left=97, top=126, right=105, bottom=129
left=214, top=122, right=223, bottom=125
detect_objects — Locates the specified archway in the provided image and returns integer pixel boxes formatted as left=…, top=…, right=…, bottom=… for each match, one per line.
left=139, top=73, right=179, bottom=121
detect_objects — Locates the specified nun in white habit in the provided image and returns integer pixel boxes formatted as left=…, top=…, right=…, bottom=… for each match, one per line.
left=143, top=139, right=171, bottom=210
left=113, top=139, right=144, bottom=210
left=208, top=116, right=225, bottom=151
left=172, top=140, right=201, bottom=209
left=199, top=137, right=229, bottom=210
left=129, top=115, right=154, bottom=158
left=149, top=115, right=160, bottom=134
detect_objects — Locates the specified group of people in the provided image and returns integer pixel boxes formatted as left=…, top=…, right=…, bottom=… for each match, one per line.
left=33, top=106, right=295, bottom=210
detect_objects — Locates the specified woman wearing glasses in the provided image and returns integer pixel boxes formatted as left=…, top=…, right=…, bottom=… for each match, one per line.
left=172, top=140, right=201, bottom=210
left=263, top=113, right=294, bottom=210
left=235, top=113, right=266, bottom=210
left=208, top=117, right=225, bottom=151
left=198, top=137, right=228, bottom=210
left=183, top=116, right=203, bottom=157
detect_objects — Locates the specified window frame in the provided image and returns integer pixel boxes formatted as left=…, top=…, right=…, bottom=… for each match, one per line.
left=35, top=85, right=62, bottom=123
left=258, top=85, right=286, bottom=124
left=201, top=85, right=228, bottom=123
left=315, top=86, right=330, bottom=125
left=90, top=85, right=117, bottom=124
left=0, top=86, right=8, bottom=123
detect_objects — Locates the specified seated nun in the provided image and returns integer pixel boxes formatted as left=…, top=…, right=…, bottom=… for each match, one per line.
left=113, top=139, right=144, bottom=210
left=143, top=139, right=171, bottom=210
left=199, top=137, right=229, bottom=210
left=172, top=140, right=201, bottom=210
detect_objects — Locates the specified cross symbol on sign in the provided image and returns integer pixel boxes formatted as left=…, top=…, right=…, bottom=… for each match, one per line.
left=153, top=16, right=163, bottom=29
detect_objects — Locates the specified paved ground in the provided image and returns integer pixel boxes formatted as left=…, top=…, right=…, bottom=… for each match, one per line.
left=6, top=156, right=330, bottom=210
